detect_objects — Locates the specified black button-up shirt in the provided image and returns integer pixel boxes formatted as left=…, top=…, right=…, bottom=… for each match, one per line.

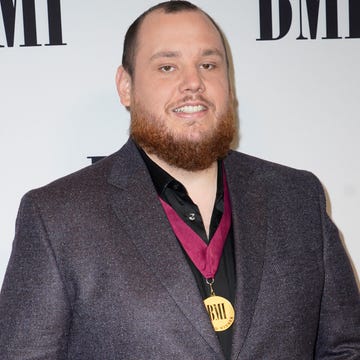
left=138, top=147, right=236, bottom=359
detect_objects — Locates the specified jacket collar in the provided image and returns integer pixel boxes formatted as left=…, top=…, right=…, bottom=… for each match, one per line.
left=224, top=152, right=267, bottom=359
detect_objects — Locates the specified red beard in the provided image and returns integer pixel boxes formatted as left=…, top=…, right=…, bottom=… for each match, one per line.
left=130, top=99, right=236, bottom=171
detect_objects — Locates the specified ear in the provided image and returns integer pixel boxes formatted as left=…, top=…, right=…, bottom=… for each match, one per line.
left=115, top=66, right=132, bottom=107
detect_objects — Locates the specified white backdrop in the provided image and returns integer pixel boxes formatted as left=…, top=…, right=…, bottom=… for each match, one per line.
left=1, top=0, right=359, bottom=286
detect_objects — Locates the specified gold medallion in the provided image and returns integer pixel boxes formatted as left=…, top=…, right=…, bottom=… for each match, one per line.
left=204, top=295, right=235, bottom=332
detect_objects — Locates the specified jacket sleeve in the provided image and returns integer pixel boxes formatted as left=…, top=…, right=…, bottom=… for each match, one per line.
left=315, top=180, right=360, bottom=359
left=0, top=192, right=70, bottom=360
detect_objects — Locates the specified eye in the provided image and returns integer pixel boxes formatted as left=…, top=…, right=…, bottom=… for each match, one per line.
left=200, top=63, right=215, bottom=70
left=159, top=65, right=175, bottom=72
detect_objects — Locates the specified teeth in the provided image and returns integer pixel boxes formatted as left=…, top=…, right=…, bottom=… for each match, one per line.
left=174, top=105, right=206, bottom=113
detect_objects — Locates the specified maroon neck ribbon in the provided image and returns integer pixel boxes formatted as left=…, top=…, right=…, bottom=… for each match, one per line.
left=159, top=168, right=232, bottom=279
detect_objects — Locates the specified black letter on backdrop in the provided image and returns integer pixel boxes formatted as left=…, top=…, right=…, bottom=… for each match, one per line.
left=323, top=0, right=341, bottom=39
left=298, top=0, right=341, bottom=40
left=46, top=0, right=66, bottom=45
left=297, top=0, right=320, bottom=39
left=0, top=0, right=16, bottom=47
left=346, top=0, right=360, bottom=38
left=20, top=0, right=41, bottom=46
left=257, top=0, right=292, bottom=41
left=87, top=156, right=105, bottom=164
left=1, top=0, right=66, bottom=47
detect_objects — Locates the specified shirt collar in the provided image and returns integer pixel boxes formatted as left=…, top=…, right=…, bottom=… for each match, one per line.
left=137, top=145, right=224, bottom=202
left=137, top=146, right=182, bottom=196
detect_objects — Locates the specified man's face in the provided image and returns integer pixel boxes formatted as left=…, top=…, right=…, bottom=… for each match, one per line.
left=117, top=10, right=235, bottom=170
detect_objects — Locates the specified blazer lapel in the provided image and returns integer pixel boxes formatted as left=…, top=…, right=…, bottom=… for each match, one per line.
left=107, top=140, right=224, bottom=358
left=225, top=153, right=267, bottom=359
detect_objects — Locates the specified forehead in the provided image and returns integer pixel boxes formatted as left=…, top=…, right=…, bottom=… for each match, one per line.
left=135, top=10, right=225, bottom=58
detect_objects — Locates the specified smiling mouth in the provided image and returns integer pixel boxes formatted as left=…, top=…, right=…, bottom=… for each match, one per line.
left=173, top=105, right=207, bottom=114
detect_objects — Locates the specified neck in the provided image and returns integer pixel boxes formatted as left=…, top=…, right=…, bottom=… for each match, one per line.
left=146, top=152, right=218, bottom=238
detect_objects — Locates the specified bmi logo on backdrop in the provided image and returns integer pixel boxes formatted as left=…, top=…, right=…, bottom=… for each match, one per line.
left=258, top=0, right=360, bottom=40
left=1, top=0, right=359, bottom=48
left=0, top=0, right=65, bottom=47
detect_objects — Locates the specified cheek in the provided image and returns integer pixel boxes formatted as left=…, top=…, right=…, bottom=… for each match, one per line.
left=219, top=82, right=231, bottom=103
left=137, top=80, right=173, bottom=109
left=206, top=75, right=229, bottom=97
left=217, top=79, right=230, bottom=97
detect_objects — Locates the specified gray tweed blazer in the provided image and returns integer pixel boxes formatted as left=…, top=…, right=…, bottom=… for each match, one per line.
left=0, top=139, right=359, bottom=359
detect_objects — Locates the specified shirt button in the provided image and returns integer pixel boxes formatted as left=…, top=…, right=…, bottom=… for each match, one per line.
left=188, top=213, right=196, bottom=221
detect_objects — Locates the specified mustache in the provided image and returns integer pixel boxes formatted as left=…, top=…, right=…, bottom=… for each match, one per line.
left=169, top=95, right=214, bottom=109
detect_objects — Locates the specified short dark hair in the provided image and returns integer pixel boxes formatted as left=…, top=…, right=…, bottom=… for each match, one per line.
left=121, top=1, right=228, bottom=77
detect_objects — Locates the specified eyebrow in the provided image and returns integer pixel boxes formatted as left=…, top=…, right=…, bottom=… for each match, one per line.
left=201, top=48, right=224, bottom=59
left=150, top=51, right=181, bottom=61
left=149, top=48, right=224, bottom=62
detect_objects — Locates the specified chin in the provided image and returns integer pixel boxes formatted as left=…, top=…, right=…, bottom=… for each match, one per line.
left=174, top=126, right=213, bottom=142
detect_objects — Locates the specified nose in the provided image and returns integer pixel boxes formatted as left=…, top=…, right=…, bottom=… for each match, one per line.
left=179, top=67, right=205, bottom=94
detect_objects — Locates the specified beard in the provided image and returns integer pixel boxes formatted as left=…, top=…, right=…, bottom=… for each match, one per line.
left=129, top=97, right=236, bottom=171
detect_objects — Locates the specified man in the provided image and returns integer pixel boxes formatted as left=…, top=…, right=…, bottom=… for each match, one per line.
left=0, top=1, right=359, bottom=359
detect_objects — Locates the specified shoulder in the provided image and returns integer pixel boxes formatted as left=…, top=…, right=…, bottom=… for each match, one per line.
left=20, top=142, right=136, bottom=216
left=25, top=152, right=114, bottom=201
left=24, top=138, right=141, bottom=196
left=225, top=150, right=323, bottom=197
left=226, top=150, right=321, bottom=183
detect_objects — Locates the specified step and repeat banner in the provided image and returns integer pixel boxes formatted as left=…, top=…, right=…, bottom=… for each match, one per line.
left=1, top=0, right=359, bottom=284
